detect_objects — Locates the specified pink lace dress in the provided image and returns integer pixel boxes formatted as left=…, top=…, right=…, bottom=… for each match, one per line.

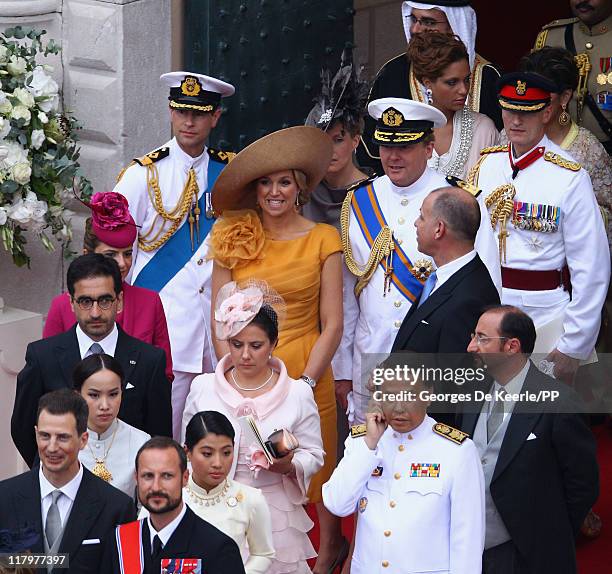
left=183, top=356, right=324, bottom=573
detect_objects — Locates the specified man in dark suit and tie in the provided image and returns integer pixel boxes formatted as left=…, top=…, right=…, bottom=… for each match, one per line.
left=392, top=186, right=500, bottom=354
left=11, top=254, right=172, bottom=467
left=461, top=305, right=598, bottom=574
left=104, top=436, right=245, bottom=573
left=0, top=389, right=136, bottom=572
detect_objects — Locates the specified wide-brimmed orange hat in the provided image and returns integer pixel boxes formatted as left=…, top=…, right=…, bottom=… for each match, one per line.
left=211, top=126, right=333, bottom=214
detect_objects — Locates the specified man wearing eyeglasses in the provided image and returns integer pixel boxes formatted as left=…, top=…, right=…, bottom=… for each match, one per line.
left=359, top=1, right=502, bottom=171
left=11, top=253, right=172, bottom=467
left=461, top=305, right=598, bottom=574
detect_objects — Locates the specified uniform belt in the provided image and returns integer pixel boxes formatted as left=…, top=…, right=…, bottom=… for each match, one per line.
left=501, top=266, right=570, bottom=291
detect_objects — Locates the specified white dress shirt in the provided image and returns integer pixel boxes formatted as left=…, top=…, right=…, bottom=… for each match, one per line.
left=76, top=323, right=119, bottom=358
left=430, top=250, right=477, bottom=295
left=147, top=501, right=187, bottom=553
left=39, top=463, right=84, bottom=529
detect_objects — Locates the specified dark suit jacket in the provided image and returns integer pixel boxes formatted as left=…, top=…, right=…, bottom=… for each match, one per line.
left=392, top=255, right=500, bottom=354
left=0, top=466, right=136, bottom=573
left=104, top=506, right=246, bottom=574
left=11, top=324, right=172, bottom=467
left=460, top=365, right=599, bottom=574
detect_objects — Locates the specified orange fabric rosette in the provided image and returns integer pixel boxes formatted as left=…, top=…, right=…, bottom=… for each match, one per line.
left=208, top=209, right=265, bottom=269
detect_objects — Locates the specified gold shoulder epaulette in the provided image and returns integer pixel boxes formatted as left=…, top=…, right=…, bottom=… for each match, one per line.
left=544, top=151, right=581, bottom=171
left=445, top=175, right=482, bottom=198
left=541, top=17, right=578, bottom=30
left=433, top=423, right=469, bottom=445
left=350, top=424, right=367, bottom=438
left=346, top=174, right=377, bottom=193
left=480, top=144, right=508, bottom=155
left=535, top=18, right=579, bottom=49
left=207, top=147, right=236, bottom=164
left=133, top=146, right=170, bottom=167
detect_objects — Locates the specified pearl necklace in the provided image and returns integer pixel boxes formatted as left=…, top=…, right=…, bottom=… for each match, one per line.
left=187, top=479, right=230, bottom=507
left=231, top=368, right=274, bottom=391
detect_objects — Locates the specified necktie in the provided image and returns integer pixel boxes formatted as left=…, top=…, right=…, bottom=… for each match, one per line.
left=88, top=342, right=104, bottom=356
left=152, top=534, right=163, bottom=558
left=487, top=388, right=506, bottom=442
left=417, top=271, right=437, bottom=308
left=45, top=490, right=62, bottom=548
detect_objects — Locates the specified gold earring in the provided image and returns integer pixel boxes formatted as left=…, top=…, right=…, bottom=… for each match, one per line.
left=558, top=103, right=570, bottom=126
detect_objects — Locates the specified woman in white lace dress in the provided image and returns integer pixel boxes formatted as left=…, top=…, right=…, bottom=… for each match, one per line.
left=407, top=32, right=500, bottom=179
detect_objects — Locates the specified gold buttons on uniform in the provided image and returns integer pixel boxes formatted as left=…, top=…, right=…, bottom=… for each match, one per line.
left=398, top=217, right=405, bottom=225
left=401, top=198, right=409, bottom=206
left=398, top=444, right=405, bottom=452
left=389, top=500, right=396, bottom=508
left=382, top=561, right=389, bottom=568
left=394, top=320, right=402, bottom=328
left=384, top=530, right=391, bottom=537
left=394, top=300, right=402, bottom=308
left=199, top=286, right=204, bottom=293
left=586, top=42, right=593, bottom=49
left=394, top=472, right=401, bottom=480
left=197, top=258, right=204, bottom=265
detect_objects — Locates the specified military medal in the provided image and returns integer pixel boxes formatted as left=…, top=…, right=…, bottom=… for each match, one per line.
left=412, top=258, right=434, bottom=281
left=358, top=497, right=368, bottom=513
left=599, top=58, right=612, bottom=85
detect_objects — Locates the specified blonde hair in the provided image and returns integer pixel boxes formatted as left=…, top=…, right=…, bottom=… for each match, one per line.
left=292, top=169, right=309, bottom=205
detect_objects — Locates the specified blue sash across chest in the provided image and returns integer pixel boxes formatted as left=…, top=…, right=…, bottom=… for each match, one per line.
left=134, top=158, right=225, bottom=292
left=351, top=183, right=424, bottom=302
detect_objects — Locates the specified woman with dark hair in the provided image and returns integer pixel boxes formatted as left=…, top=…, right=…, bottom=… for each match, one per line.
left=181, top=410, right=275, bottom=574
left=44, top=192, right=173, bottom=383
left=208, top=127, right=346, bottom=572
left=508, top=46, right=612, bottom=246
left=73, top=353, right=149, bottom=498
left=303, top=53, right=372, bottom=230
left=183, top=281, right=324, bottom=574
left=407, top=32, right=499, bottom=179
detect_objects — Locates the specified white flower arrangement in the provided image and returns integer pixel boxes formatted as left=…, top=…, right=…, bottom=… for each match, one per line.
left=0, top=26, right=91, bottom=266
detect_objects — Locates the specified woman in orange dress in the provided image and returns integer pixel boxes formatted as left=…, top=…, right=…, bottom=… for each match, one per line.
left=208, top=126, right=348, bottom=573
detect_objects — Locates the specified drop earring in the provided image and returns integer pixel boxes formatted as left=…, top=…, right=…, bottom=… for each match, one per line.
left=558, top=103, right=570, bottom=125
left=426, top=88, right=433, bottom=105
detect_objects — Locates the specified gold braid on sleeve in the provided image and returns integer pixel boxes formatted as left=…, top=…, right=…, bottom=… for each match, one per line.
left=340, top=189, right=395, bottom=297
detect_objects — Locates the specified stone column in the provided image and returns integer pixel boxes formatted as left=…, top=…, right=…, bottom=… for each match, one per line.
left=0, top=302, right=42, bottom=479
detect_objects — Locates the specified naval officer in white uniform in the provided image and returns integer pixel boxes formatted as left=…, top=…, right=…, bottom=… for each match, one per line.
left=323, top=359, right=485, bottom=574
left=114, top=71, right=236, bottom=439
left=334, top=98, right=501, bottom=423
left=469, top=71, right=610, bottom=384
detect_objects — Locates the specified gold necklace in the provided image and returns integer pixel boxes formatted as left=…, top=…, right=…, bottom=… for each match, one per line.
left=88, top=422, right=119, bottom=482
left=187, top=479, right=231, bottom=507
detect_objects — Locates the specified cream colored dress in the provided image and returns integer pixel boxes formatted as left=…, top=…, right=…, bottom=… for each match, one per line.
left=184, top=476, right=275, bottom=574
left=79, top=418, right=149, bottom=499
left=428, top=108, right=500, bottom=179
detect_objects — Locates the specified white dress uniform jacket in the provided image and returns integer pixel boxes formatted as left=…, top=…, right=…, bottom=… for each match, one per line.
left=474, top=136, right=610, bottom=359
left=323, top=415, right=485, bottom=574
left=114, top=137, right=216, bottom=373
left=334, top=169, right=501, bottom=421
